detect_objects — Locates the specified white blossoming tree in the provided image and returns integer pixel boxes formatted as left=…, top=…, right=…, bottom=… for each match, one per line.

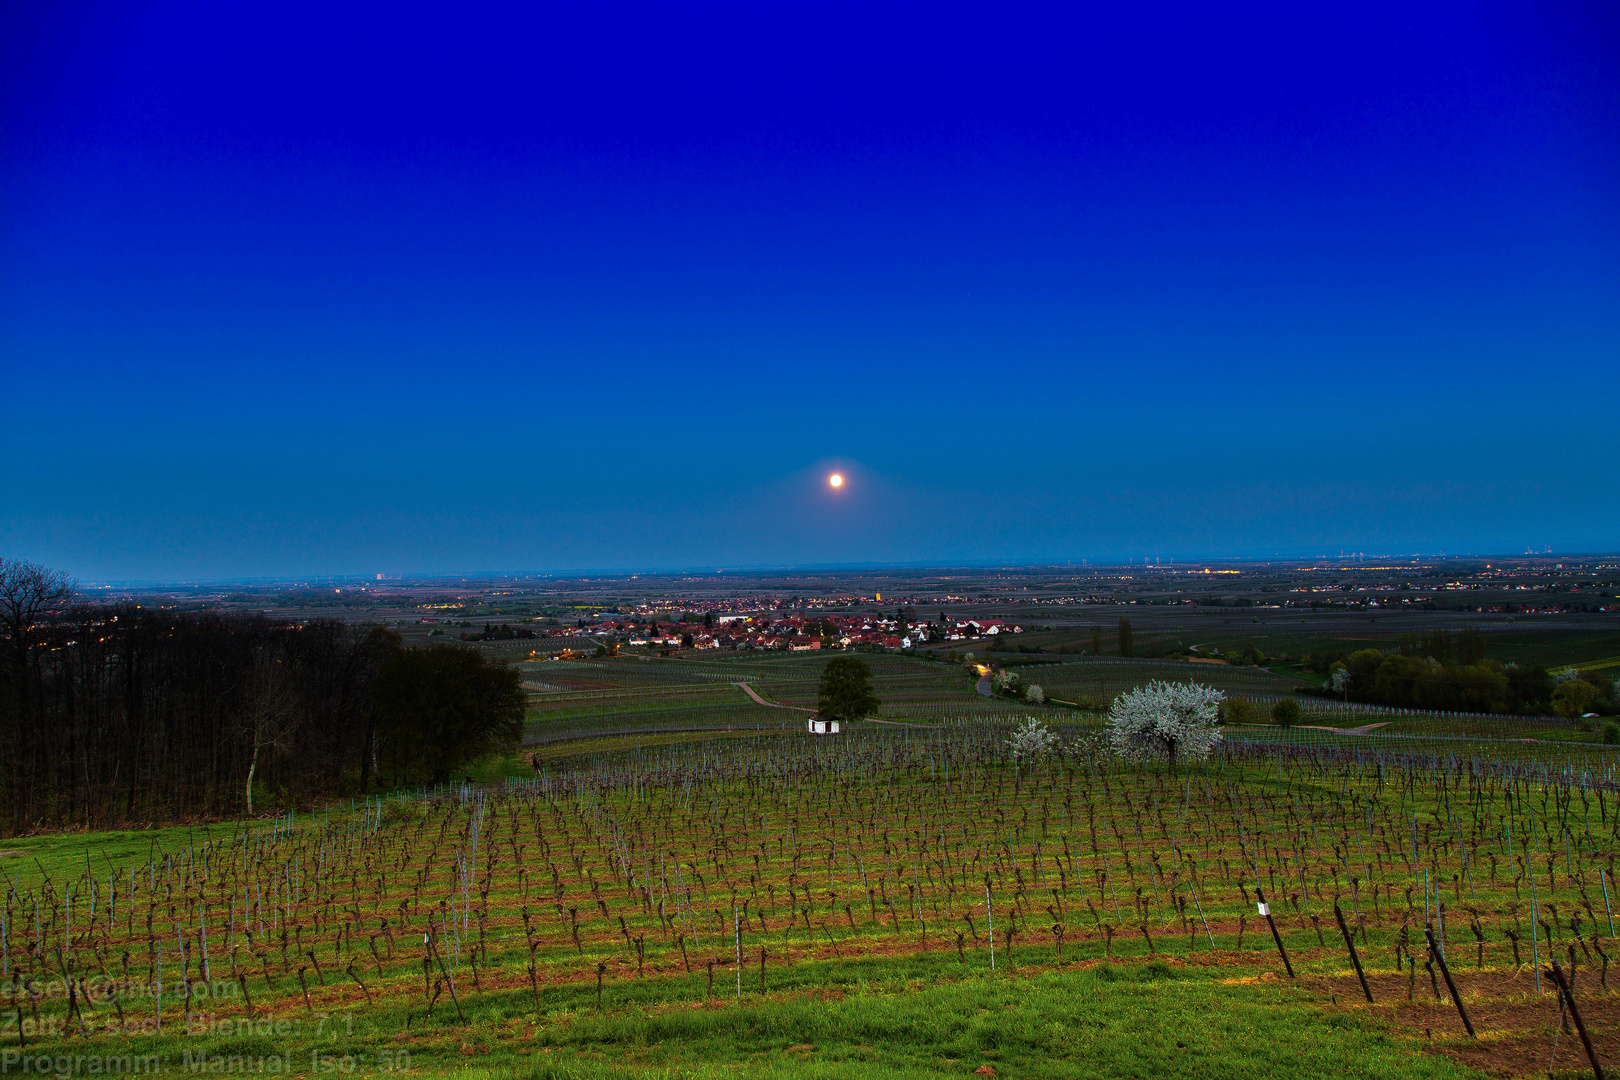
left=1025, top=684, right=1045, bottom=705
left=1007, top=716, right=1059, bottom=764
left=1108, top=680, right=1224, bottom=766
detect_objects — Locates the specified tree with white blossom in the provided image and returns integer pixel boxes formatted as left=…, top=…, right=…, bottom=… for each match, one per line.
left=1330, top=668, right=1351, bottom=697
left=1007, top=716, right=1059, bottom=764
left=1108, top=680, right=1224, bottom=766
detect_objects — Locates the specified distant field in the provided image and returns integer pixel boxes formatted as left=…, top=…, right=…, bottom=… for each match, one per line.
left=1029, top=657, right=1302, bottom=705
left=1133, top=627, right=1620, bottom=671
left=505, top=650, right=1620, bottom=784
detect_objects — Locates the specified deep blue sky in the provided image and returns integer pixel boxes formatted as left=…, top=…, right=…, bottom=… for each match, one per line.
left=3, top=2, right=1617, bottom=580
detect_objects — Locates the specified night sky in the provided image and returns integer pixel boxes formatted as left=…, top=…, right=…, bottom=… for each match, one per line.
left=3, top=2, right=1617, bottom=580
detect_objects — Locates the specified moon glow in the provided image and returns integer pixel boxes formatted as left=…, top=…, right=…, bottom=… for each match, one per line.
left=829, top=473, right=844, bottom=488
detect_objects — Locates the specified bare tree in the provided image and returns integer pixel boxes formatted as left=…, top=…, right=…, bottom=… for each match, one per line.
left=0, top=558, right=73, bottom=826
left=0, top=556, right=74, bottom=664
left=242, top=647, right=297, bottom=815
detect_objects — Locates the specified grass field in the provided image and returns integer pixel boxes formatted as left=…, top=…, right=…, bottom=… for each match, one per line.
left=11, top=647, right=1620, bottom=1079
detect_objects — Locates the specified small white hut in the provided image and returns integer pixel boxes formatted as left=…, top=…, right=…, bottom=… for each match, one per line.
left=806, top=715, right=841, bottom=735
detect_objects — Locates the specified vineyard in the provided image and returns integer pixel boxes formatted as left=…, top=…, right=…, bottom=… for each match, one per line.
left=5, top=645, right=1620, bottom=1078
left=5, top=712, right=1620, bottom=1078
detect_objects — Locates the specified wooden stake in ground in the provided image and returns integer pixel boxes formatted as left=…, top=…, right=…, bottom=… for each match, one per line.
left=1255, top=888, right=1294, bottom=978
left=1333, top=903, right=1373, bottom=1003
left=1424, top=925, right=1475, bottom=1039
left=1549, top=960, right=1604, bottom=1080
left=985, top=883, right=995, bottom=972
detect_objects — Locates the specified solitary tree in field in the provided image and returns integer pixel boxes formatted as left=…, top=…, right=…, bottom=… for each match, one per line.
left=1117, top=618, right=1133, bottom=657
left=1108, top=680, right=1223, bottom=765
left=817, top=657, right=880, bottom=722
left=1271, top=697, right=1302, bottom=728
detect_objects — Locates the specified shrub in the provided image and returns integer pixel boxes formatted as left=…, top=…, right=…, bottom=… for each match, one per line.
left=1271, top=698, right=1302, bottom=728
left=1604, top=723, right=1618, bottom=745
left=1217, top=697, right=1253, bottom=725
left=1025, top=684, right=1045, bottom=705
left=1553, top=679, right=1599, bottom=718
left=992, top=669, right=1025, bottom=697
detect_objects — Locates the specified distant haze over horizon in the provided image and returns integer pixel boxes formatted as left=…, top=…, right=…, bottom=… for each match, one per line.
left=68, top=554, right=1619, bottom=592
left=4, top=3, right=1617, bottom=581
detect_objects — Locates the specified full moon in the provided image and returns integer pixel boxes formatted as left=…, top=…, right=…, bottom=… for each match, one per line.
left=828, top=473, right=843, bottom=488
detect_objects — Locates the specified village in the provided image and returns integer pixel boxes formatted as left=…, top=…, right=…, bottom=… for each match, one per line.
left=575, top=609, right=1024, bottom=652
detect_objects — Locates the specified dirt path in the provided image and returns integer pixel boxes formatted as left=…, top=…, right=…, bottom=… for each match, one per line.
left=736, top=682, right=813, bottom=711
left=735, top=682, right=925, bottom=726
left=1298, top=721, right=1393, bottom=735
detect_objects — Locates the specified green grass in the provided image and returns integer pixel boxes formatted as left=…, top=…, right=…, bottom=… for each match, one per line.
left=1270, top=663, right=1326, bottom=686
left=514, top=960, right=1482, bottom=1080
left=493, top=959, right=1483, bottom=1079
left=7, top=953, right=1484, bottom=1080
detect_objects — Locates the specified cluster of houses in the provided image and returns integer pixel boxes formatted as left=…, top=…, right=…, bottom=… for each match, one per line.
left=577, top=612, right=1021, bottom=652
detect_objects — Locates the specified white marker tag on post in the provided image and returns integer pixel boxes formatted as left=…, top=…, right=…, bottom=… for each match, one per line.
left=1257, top=903, right=1269, bottom=916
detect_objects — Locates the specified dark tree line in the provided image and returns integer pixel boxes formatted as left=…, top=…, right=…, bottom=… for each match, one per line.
left=0, top=558, right=525, bottom=833
left=1336, top=648, right=1563, bottom=715
left=0, top=604, right=391, bottom=831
